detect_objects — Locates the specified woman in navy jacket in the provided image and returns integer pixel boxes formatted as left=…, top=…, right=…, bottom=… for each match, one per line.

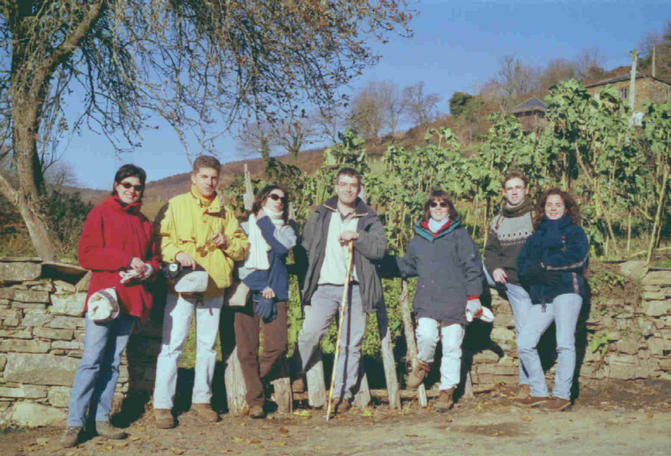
left=516, top=188, right=588, bottom=411
left=393, top=190, right=484, bottom=411
left=235, top=185, right=297, bottom=418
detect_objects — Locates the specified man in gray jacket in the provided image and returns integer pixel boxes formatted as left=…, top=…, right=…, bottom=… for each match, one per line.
left=294, top=167, right=387, bottom=413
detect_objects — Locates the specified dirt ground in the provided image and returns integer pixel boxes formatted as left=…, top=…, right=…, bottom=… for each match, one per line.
left=2, top=379, right=670, bottom=456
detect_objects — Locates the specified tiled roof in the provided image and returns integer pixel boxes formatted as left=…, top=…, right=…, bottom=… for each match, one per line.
left=511, top=97, right=546, bottom=114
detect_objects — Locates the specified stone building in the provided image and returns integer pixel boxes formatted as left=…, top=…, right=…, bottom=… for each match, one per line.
left=585, top=73, right=671, bottom=112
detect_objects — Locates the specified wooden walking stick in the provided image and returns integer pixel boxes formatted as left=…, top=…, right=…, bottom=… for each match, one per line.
left=325, top=240, right=355, bottom=421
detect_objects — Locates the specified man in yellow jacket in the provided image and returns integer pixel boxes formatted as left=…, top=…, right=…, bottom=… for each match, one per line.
left=153, top=155, right=248, bottom=429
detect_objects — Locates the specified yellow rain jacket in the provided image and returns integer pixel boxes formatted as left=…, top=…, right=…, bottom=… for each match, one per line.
left=155, top=188, right=249, bottom=297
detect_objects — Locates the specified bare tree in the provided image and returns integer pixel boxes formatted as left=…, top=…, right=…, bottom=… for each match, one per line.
left=311, top=105, right=346, bottom=145
left=539, top=58, right=577, bottom=91
left=403, top=81, right=440, bottom=126
left=276, top=116, right=316, bottom=159
left=573, top=48, right=606, bottom=82
left=236, top=120, right=276, bottom=161
left=0, top=1, right=413, bottom=259
left=349, top=82, right=386, bottom=139
left=480, top=55, right=538, bottom=113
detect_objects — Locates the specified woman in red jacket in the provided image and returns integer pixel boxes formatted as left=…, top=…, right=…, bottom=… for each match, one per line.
left=62, top=164, right=159, bottom=448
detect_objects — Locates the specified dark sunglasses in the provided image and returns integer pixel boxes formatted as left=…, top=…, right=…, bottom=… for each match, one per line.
left=119, top=182, right=143, bottom=191
left=429, top=201, right=449, bottom=208
left=268, top=194, right=287, bottom=203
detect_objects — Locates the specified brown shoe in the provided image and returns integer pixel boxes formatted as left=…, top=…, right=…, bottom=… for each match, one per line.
left=516, top=384, right=531, bottom=399
left=515, top=396, right=548, bottom=408
left=249, top=404, right=265, bottom=419
left=434, top=388, right=454, bottom=412
left=406, top=360, right=431, bottom=389
left=192, top=403, right=219, bottom=423
left=154, top=408, right=175, bottom=429
left=95, top=421, right=126, bottom=439
left=544, top=397, right=571, bottom=411
left=291, top=377, right=305, bottom=393
left=60, top=426, right=82, bottom=448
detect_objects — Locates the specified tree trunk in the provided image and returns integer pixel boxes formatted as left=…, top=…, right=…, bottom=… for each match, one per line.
left=377, top=304, right=401, bottom=409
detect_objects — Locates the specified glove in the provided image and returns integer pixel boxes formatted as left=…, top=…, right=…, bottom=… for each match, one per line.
left=141, top=264, right=154, bottom=281
left=465, top=298, right=482, bottom=323
left=255, top=297, right=277, bottom=323
left=542, top=270, right=561, bottom=286
left=119, top=269, right=141, bottom=284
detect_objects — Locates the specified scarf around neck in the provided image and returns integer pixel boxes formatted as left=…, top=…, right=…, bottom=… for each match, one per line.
left=243, top=210, right=285, bottom=271
left=501, top=197, right=534, bottom=218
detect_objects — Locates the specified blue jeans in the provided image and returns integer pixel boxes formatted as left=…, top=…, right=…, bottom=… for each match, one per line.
left=517, top=293, right=583, bottom=399
left=67, top=313, right=136, bottom=426
left=483, top=267, right=532, bottom=384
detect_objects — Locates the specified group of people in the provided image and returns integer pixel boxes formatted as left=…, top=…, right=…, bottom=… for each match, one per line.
left=61, top=157, right=588, bottom=447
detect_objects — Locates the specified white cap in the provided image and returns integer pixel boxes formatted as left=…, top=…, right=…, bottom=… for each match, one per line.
left=88, top=288, right=120, bottom=322
left=174, top=269, right=209, bottom=293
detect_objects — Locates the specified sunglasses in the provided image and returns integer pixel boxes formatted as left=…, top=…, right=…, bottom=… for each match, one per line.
left=429, top=201, right=449, bottom=208
left=119, top=182, right=143, bottom=191
left=268, top=194, right=287, bottom=203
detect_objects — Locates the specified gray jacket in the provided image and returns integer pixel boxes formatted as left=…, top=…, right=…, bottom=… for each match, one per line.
left=396, top=218, right=483, bottom=324
left=300, top=196, right=387, bottom=313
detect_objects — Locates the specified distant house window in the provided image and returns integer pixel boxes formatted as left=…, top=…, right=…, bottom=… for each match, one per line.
left=620, top=87, right=628, bottom=99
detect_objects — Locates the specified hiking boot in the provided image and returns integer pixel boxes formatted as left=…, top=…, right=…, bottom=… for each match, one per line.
left=515, top=396, right=548, bottom=408
left=154, top=408, right=175, bottom=429
left=192, top=403, right=220, bottom=423
left=406, top=360, right=431, bottom=389
left=516, top=384, right=531, bottom=399
left=95, top=421, right=127, bottom=439
left=291, top=377, right=305, bottom=393
left=249, top=404, right=265, bottom=419
left=60, top=426, right=82, bottom=448
left=329, top=398, right=352, bottom=416
left=434, top=388, right=454, bottom=412
left=544, top=397, right=571, bottom=411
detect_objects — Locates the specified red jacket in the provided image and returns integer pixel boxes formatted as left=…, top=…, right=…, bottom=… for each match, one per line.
left=78, top=196, right=159, bottom=323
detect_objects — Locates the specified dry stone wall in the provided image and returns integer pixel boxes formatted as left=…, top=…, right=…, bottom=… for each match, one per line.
left=1, top=258, right=671, bottom=427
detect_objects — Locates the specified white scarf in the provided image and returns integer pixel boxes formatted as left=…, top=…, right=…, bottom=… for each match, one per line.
left=243, top=209, right=285, bottom=271
left=428, top=217, right=449, bottom=233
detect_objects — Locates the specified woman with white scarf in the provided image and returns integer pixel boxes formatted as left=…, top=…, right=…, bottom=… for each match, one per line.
left=235, top=185, right=298, bottom=418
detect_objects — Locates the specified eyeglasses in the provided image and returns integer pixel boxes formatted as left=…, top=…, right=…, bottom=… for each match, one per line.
left=429, top=201, right=449, bottom=208
left=119, top=182, right=143, bottom=191
left=268, top=194, right=287, bottom=203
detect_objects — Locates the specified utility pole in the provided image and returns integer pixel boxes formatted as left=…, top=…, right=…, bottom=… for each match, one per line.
left=629, top=50, right=638, bottom=112
left=652, top=44, right=656, bottom=78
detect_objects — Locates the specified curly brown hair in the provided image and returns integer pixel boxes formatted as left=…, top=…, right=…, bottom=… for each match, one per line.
left=251, top=184, right=289, bottom=223
left=422, top=190, right=458, bottom=222
left=533, top=188, right=581, bottom=228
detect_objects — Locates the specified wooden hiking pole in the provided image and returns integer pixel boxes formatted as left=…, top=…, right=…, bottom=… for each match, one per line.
left=325, top=240, right=354, bottom=421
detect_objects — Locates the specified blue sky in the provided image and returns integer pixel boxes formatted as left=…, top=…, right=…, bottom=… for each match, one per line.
left=64, top=0, right=670, bottom=189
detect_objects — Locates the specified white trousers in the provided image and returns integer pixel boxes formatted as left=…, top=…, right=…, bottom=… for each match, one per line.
left=153, top=293, right=223, bottom=409
left=416, top=317, right=465, bottom=391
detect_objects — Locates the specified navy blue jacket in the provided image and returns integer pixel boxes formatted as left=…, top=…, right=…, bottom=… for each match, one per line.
left=517, top=215, right=589, bottom=304
left=243, top=216, right=298, bottom=302
left=395, top=218, right=483, bottom=324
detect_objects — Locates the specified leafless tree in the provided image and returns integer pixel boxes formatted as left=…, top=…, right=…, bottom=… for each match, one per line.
left=0, top=1, right=413, bottom=259
left=236, top=120, right=276, bottom=161
left=349, top=82, right=386, bottom=139
left=403, top=81, right=440, bottom=126
left=480, top=55, right=539, bottom=113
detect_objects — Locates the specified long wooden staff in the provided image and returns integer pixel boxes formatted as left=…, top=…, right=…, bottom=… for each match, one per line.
left=325, top=240, right=355, bottom=421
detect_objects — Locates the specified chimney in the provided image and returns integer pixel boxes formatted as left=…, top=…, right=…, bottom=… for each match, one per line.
left=629, top=50, right=638, bottom=112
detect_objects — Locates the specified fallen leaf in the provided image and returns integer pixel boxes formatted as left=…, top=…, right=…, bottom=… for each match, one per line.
left=362, top=409, right=373, bottom=417
left=647, top=413, right=654, bottom=419
left=521, top=415, right=533, bottom=422
left=248, top=439, right=261, bottom=444
left=171, top=448, right=185, bottom=455
left=293, top=410, right=311, bottom=417
left=405, top=434, right=418, bottom=438
left=278, top=426, right=289, bottom=434
left=275, top=441, right=287, bottom=447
